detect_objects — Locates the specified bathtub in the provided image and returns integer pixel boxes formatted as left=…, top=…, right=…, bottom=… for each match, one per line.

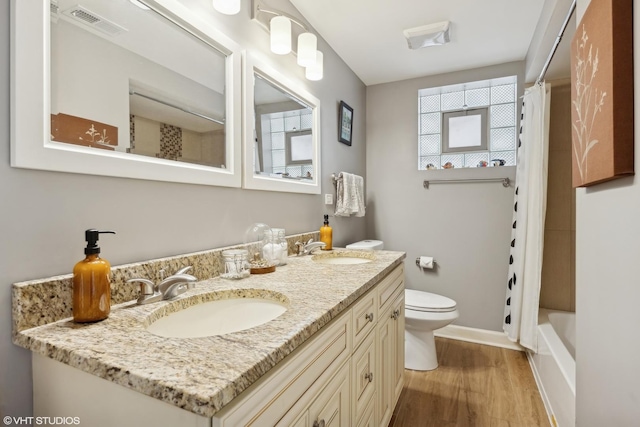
left=528, top=309, right=575, bottom=427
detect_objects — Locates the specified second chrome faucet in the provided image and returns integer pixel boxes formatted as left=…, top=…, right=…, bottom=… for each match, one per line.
left=128, top=266, right=197, bottom=305
left=294, top=239, right=326, bottom=256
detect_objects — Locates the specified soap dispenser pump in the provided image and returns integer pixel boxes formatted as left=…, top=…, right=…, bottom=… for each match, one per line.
left=320, top=215, right=332, bottom=250
left=73, top=229, right=116, bottom=323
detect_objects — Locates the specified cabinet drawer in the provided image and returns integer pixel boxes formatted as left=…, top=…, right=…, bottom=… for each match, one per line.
left=351, top=289, right=377, bottom=351
left=352, top=329, right=376, bottom=425
left=376, top=264, right=404, bottom=313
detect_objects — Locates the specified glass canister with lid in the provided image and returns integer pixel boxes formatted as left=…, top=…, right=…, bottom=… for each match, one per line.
left=221, top=249, right=250, bottom=279
left=262, top=228, right=288, bottom=266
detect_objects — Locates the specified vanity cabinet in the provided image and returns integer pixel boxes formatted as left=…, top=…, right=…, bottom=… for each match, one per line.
left=32, top=264, right=405, bottom=427
left=218, top=267, right=404, bottom=427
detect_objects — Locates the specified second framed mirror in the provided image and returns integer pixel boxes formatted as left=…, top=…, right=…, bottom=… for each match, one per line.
left=243, top=56, right=321, bottom=194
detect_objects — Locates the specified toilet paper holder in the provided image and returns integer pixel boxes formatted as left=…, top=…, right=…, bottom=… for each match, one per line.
left=415, top=257, right=436, bottom=268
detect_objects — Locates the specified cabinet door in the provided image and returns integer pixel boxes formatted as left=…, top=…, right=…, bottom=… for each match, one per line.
left=309, top=362, right=351, bottom=427
left=391, top=293, right=405, bottom=406
left=356, top=396, right=376, bottom=427
left=290, top=410, right=309, bottom=427
left=352, top=329, right=376, bottom=425
left=377, top=291, right=405, bottom=426
left=377, top=306, right=394, bottom=427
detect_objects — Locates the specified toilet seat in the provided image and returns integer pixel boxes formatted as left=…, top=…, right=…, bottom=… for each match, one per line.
left=405, top=289, right=457, bottom=313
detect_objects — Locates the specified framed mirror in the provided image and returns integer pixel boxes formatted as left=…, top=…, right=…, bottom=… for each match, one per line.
left=243, top=56, right=321, bottom=194
left=11, top=0, right=241, bottom=187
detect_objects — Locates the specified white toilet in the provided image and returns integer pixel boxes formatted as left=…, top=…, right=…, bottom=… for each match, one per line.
left=404, top=289, right=459, bottom=371
left=346, top=239, right=384, bottom=251
left=346, top=240, right=459, bottom=371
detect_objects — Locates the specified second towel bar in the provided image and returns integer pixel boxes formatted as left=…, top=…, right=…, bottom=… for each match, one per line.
left=423, top=177, right=511, bottom=189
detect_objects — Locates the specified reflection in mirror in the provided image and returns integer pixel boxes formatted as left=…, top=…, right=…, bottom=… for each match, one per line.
left=253, top=75, right=313, bottom=179
left=50, top=0, right=227, bottom=168
left=243, top=57, right=320, bottom=194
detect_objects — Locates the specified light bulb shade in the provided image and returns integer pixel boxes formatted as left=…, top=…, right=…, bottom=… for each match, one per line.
left=305, top=51, right=323, bottom=81
left=212, top=0, right=240, bottom=15
left=270, top=16, right=291, bottom=55
left=297, top=32, right=317, bottom=67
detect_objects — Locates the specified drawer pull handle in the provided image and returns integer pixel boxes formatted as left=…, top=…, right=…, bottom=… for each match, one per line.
left=365, top=312, right=374, bottom=322
left=364, top=372, right=374, bottom=382
left=391, top=309, right=400, bottom=320
left=313, top=420, right=325, bottom=427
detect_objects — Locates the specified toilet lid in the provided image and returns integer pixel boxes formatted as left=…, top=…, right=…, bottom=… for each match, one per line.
left=405, top=289, right=457, bottom=312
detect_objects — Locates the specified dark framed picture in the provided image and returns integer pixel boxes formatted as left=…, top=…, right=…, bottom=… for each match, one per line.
left=338, top=101, right=353, bottom=146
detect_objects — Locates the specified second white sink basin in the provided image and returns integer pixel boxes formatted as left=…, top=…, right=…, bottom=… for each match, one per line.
left=146, top=291, right=288, bottom=339
left=311, top=251, right=375, bottom=265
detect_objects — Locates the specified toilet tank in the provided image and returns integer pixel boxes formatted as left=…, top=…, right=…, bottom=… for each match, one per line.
left=346, top=240, right=384, bottom=251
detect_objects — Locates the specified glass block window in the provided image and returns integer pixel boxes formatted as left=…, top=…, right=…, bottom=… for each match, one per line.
left=260, top=109, right=312, bottom=177
left=418, top=75, right=517, bottom=170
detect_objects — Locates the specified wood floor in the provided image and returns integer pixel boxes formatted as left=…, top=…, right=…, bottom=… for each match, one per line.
left=389, top=338, right=550, bottom=427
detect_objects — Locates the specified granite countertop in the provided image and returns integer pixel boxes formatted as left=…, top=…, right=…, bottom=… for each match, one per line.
left=14, top=249, right=405, bottom=418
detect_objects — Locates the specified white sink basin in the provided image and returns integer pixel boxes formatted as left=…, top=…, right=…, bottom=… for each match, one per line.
left=311, top=251, right=375, bottom=265
left=146, top=291, right=288, bottom=338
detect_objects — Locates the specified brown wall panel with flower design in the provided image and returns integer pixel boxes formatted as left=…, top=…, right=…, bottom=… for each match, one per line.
left=570, top=0, right=634, bottom=187
left=51, top=113, right=118, bottom=151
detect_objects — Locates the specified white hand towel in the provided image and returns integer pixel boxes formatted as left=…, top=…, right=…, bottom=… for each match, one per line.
left=335, top=172, right=366, bottom=217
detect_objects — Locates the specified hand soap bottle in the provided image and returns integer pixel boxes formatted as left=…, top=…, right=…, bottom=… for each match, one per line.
left=73, top=229, right=115, bottom=323
left=320, top=215, right=332, bottom=250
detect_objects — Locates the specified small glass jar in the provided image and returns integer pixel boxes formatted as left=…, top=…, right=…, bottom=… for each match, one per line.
left=272, top=228, right=288, bottom=265
left=221, top=249, right=249, bottom=279
left=263, top=228, right=288, bottom=266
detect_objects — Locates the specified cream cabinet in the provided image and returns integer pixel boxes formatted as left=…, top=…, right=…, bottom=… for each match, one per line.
left=285, top=360, right=351, bottom=427
left=352, top=328, right=377, bottom=424
left=32, top=264, right=405, bottom=427
left=376, top=267, right=406, bottom=427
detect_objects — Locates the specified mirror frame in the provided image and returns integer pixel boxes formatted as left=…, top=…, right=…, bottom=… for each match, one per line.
left=243, top=54, right=321, bottom=194
left=10, top=0, right=242, bottom=187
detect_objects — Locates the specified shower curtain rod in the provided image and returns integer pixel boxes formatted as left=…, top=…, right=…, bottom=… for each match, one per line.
left=536, top=0, right=577, bottom=85
left=129, top=90, right=225, bottom=125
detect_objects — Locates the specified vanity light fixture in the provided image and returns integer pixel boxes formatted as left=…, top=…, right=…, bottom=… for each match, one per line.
left=305, top=51, right=323, bottom=81
left=213, top=0, right=241, bottom=15
left=297, top=32, right=317, bottom=67
left=257, top=5, right=323, bottom=80
left=270, top=16, right=291, bottom=54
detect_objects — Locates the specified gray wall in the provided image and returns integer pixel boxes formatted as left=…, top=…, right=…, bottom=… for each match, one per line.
left=575, top=0, right=640, bottom=424
left=0, top=0, right=366, bottom=416
left=366, top=62, right=523, bottom=331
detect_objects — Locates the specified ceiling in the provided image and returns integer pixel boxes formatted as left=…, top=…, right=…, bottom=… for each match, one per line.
left=289, top=0, right=574, bottom=86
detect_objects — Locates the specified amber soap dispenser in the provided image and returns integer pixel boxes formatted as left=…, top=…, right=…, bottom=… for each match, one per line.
left=320, top=214, right=332, bottom=250
left=73, top=229, right=115, bottom=323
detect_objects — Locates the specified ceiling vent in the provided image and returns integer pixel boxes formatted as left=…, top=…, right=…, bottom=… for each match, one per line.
left=62, top=5, right=127, bottom=36
left=403, top=21, right=451, bottom=50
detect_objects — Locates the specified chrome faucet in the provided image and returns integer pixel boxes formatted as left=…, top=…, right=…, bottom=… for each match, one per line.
left=128, top=266, right=197, bottom=305
left=294, top=239, right=326, bottom=256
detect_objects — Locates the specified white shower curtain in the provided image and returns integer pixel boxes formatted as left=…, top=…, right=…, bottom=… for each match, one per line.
left=503, top=82, right=550, bottom=352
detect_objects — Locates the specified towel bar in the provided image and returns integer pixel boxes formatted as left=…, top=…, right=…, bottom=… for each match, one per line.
left=423, top=177, right=510, bottom=189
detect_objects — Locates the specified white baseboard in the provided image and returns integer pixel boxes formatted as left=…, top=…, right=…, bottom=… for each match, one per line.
left=526, top=351, right=557, bottom=427
left=434, top=324, right=524, bottom=351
